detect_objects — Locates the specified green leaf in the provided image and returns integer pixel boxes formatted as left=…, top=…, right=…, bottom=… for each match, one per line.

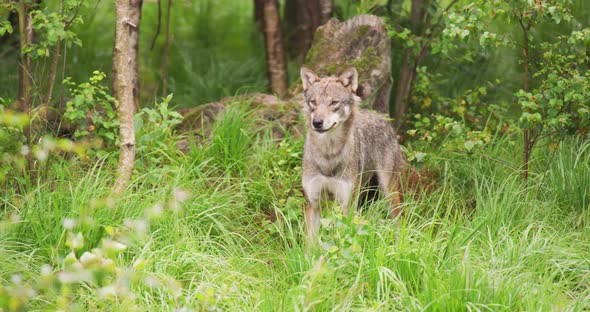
left=414, top=152, right=427, bottom=163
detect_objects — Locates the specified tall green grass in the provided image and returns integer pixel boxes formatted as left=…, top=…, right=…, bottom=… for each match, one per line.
left=1, top=106, right=589, bottom=310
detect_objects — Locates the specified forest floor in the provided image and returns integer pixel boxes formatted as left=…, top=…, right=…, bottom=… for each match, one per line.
left=1, top=1, right=590, bottom=310
left=2, top=104, right=589, bottom=310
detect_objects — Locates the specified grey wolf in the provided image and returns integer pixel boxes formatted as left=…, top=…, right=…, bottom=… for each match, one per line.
left=300, top=66, right=407, bottom=240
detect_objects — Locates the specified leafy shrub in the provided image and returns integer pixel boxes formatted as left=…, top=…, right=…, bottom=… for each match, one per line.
left=517, top=29, right=590, bottom=146
left=134, top=94, right=184, bottom=171
left=63, top=71, right=118, bottom=147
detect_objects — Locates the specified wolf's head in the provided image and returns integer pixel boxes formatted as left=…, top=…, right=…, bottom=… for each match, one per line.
left=300, top=66, right=362, bottom=134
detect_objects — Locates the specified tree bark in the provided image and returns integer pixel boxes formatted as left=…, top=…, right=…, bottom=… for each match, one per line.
left=44, top=41, right=61, bottom=106
left=393, top=0, right=427, bottom=131
left=517, top=13, right=533, bottom=181
left=393, top=51, right=415, bottom=130
left=17, top=0, right=34, bottom=111
left=112, top=0, right=143, bottom=111
left=522, top=33, right=530, bottom=181
left=262, top=0, right=288, bottom=98
left=318, top=0, right=332, bottom=24
left=285, top=0, right=332, bottom=63
left=131, top=2, right=142, bottom=111
left=161, top=0, right=172, bottom=95
left=112, top=0, right=142, bottom=195
left=254, top=0, right=265, bottom=32
left=44, top=0, right=64, bottom=107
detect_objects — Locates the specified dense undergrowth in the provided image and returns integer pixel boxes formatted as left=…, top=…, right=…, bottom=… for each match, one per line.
left=1, top=0, right=590, bottom=310
left=1, top=105, right=589, bottom=310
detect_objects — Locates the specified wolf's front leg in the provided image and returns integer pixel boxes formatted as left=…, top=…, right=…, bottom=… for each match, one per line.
left=302, top=175, right=322, bottom=241
left=332, top=179, right=357, bottom=216
left=304, top=200, right=320, bottom=240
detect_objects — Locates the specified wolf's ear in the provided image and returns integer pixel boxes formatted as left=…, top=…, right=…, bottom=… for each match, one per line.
left=339, top=67, right=358, bottom=93
left=300, top=66, right=319, bottom=91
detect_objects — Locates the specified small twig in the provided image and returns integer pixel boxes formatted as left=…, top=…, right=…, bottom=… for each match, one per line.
left=64, top=0, right=83, bottom=30
left=124, top=19, right=137, bottom=28
left=536, top=142, right=559, bottom=195
left=475, top=151, right=519, bottom=171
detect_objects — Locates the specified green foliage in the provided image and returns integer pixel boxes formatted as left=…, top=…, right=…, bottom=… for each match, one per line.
left=256, top=137, right=305, bottom=235
left=134, top=94, right=184, bottom=171
left=0, top=20, right=13, bottom=36
left=387, top=0, right=588, bottom=176
left=405, top=66, right=501, bottom=163
left=29, top=1, right=84, bottom=58
left=0, top=106, right=86, bottom=185
left=63, top=71, right=118, bottom=147
left=0, top=107, right=29, bottom=182
left=207, top=105, right=254, bottom=174
left=135, top=94, right=183, bottom=147
left=516, top=29, right=590, bottom=143
left=385, top=1, right=508, bottom=164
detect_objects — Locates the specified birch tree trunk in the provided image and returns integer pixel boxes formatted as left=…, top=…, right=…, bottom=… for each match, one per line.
left=113, top=0, right=143, bottom=111
left=261, top=0, right=288, bottom=98
left=112, top=0, right=142, bottom=195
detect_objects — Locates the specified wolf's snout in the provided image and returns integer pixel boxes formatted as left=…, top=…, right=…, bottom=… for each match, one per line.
left=312, top=119, right=324, bottom=129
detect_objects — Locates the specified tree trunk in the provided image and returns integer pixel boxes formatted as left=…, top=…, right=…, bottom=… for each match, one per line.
left=393, top=0, right=427, bottom=131
left=17, top=0, right=34, bottom=111
left=44, top=0, right=64, bottom=107
left=318, top=0, right=332, bottom=24
left=285, top=0, right=332, bottom=63
left=520, top=18, right=532, bottom=181
left=393, top=51, right=415, bottom=130
left=262, top=0, right=288, bottom=98
left=161, top=0, right=172, bottom=96
left=254, top=0, right=265, bottom=32
left=112, top=0, right=142, bottom=195
left=112, top=1, right=143, bottom=111
left=44, top=41, right=61, bottom=106
left=131, top=2, right=142, bottom=111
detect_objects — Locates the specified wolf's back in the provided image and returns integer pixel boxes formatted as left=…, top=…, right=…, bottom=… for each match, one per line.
left=354, top=110, right=406, bottom=172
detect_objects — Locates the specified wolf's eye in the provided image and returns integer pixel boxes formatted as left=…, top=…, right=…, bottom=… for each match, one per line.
left=330, top=101, right=340, bottom=106
left=308, top=101, right=316, bottom=107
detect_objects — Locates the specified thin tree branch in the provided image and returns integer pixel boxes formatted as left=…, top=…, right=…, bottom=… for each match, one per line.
left=44, top=0, right=64, bottom=107
left=536, top=142, right=559, bottom=195
left=64, top=0, right=83, bottom=30
left=150, top=0, right=161, bottom=50
left=161, top=0, right=172, bottom=95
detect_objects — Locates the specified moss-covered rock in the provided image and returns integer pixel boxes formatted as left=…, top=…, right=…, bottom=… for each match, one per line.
left=303, top=15, right=392, bottom=113
left=176, top=93, right=303, bottom=144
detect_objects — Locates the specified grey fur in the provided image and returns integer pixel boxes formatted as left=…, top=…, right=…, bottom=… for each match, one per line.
left=300, top=66, right=407, bottom=240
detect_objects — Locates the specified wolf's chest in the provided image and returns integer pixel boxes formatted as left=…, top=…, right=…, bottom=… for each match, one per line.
left=314, top=155, right=345, bottom=177
left=307, top=135, right=357, bottom=177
